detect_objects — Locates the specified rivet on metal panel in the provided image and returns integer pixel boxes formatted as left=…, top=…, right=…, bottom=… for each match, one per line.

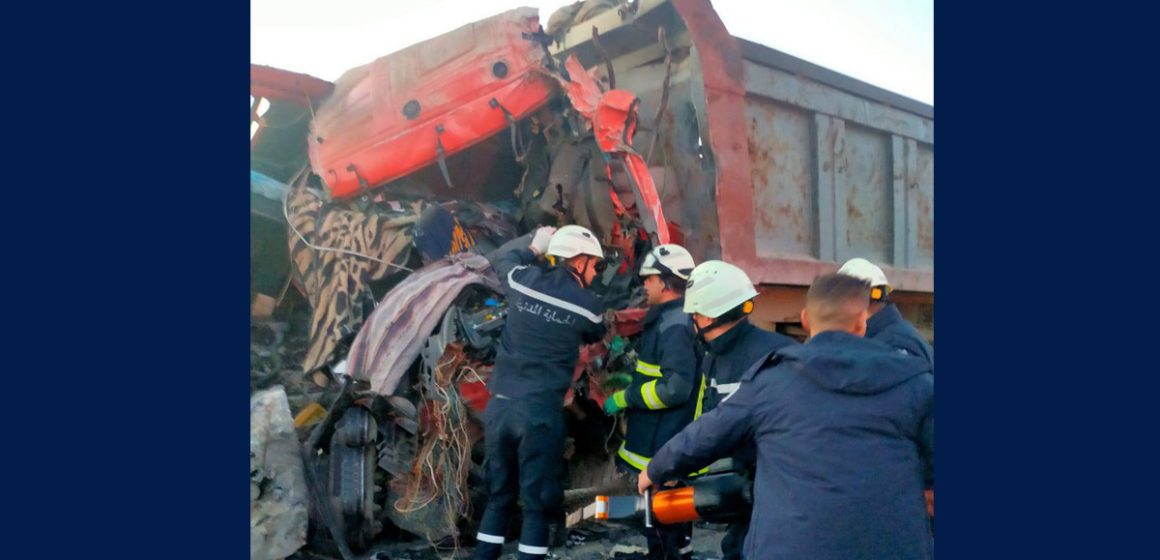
left=402, top=100, right=421, bottom=120
left=492, top=61, right=509, bottom=78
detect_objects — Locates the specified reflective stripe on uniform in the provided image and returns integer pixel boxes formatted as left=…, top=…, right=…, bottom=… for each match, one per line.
left=642, top=379, right=666, bottom=410
left=689, top=372, right=712, bottom=478
left=715, top=381, right=741, bottom=403
left=507, top=267, right=602, bottom=323
left=693, top=373, right=708, bottom=420
left=476, top=532, right=505, bottom=544
left=635, top=360, right=663, bottom=377
left=618, top=441, right=651, bottom=471
left=518, top=543, right=549, bottom=555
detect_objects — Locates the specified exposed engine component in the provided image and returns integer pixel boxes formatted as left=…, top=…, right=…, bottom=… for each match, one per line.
left=376, top=413, right=417, bottom=479
left=328, top=405, right=383, bottom=551
left=456, top=296, right=507, bottom=354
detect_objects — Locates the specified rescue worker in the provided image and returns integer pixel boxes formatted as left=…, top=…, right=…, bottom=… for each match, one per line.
left=681, top=260, right=796, bottom=560
left=602, top=244, right=699, bottom=560
left=639, top=273, right=935, bottom=560
left=837, top=257, right=935, bottom=519
left=837, top=257, right=934, bottom=366
left=475, top=225, right=608, bottom=560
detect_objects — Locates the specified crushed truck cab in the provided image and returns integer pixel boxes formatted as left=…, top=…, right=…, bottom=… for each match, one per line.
left=249, top=0, right=934, bottom=554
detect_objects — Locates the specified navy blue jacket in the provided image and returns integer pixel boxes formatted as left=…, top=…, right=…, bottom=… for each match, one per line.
left=868, top=303, right=934, bottom=368
left=700, top=320, right=798, bottom=414
left=648, top=331, right=934, bottom=560
left=617, top=298, right=699, bottom=471
left=486, top=234, right=606, bottom=402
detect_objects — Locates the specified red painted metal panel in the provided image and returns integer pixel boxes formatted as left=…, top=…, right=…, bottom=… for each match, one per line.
left=552, top=56, right=671, bottom=244
left=307, top=8, right=554, bottom=199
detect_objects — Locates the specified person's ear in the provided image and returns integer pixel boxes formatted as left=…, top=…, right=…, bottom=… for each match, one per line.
left=800, top=308, right=810, bottom=336
left=852, top=309, right=869, bottom=337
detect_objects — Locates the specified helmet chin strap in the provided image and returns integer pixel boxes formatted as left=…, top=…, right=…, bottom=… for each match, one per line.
left=694, top=315, right=735, bottom=342
left=694, top=303, right=753, bottom=342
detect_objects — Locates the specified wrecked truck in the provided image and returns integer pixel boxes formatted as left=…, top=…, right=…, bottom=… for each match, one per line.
left=249, top=0, right=934, bottom=556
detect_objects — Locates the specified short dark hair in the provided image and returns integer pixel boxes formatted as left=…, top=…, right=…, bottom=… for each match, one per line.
left=662, top=274, right=688, bottom=295
left=807, top=273, right=871, bottom=326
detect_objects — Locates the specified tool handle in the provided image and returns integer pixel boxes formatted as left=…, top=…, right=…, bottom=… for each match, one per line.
left=644, top=488, right=653, bottom=528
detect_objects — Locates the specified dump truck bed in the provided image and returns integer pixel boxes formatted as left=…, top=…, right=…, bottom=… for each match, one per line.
left=551, top=0, right=933, bottom=294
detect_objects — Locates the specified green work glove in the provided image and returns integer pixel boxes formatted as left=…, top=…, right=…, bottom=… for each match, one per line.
left=604, top=372, right=633, bottom=390
left=604, top=391, right=628, bottom=415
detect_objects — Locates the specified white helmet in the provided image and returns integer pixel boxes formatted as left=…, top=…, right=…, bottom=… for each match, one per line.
left=683, top=261, right=758, bottom=318
left=547, top=225, right=605, bottom=259
left=837, top=258, right=889, bottom=288
left=639, top=244, right=696, bottom=280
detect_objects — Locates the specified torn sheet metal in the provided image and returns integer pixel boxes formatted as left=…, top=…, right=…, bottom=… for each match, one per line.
left=346, top=253, right=501, bottom=396
left=549, top=55, right=672, bottom=244
left=308, top=8, right=554, bottom=199
left=251, top=387, right=308, bottom=560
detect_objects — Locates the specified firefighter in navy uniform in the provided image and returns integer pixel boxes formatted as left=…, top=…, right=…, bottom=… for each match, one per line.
left=640, top=273, right=934, bottom=560
left=602, top=245, right=699, bottom=560
left=682, top=260, right=798, bottom=560
left=475, top=225, right=608, bottom=560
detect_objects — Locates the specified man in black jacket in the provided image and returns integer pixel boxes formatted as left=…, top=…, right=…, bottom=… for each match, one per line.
left=838, top=258, right=934, bottom=367
left=475, top=225, right=607, bottom=560
left=602, top=244, right=698, bottom=560
left=681, top=260, right=797, bottom=560
left=640, top=273, right=934, bottom=560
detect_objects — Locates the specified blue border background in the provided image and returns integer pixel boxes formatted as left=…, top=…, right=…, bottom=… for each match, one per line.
left=935, top=1, right=1153, bottom=557
left=6, top=0, right=1153, bottom=557
left=6, top=2, right=249, bottom=556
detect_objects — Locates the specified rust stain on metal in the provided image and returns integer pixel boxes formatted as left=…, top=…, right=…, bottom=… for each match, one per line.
left=847, top=192, right=863, bottom=221
left=914, top=144, right=935, bottom=258
left=917, top=193, right=934, bottom=253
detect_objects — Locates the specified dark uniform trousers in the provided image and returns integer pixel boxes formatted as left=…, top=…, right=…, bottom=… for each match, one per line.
left=475, top=396, right=565, bottom=560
